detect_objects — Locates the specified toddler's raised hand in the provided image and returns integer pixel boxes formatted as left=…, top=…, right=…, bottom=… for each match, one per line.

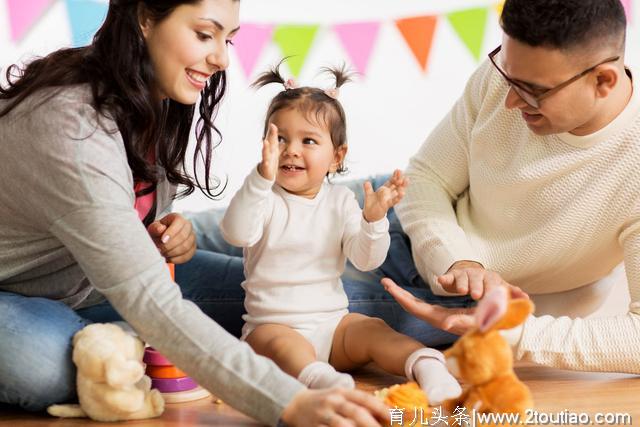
left=363, top=169, right=408, bottom=223
left=258, top=123, right=281, bottom=181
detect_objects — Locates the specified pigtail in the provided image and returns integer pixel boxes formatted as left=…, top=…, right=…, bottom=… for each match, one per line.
left=251, top=58, right=287, bottom=89
left=320, top=63, right=354, bottom=90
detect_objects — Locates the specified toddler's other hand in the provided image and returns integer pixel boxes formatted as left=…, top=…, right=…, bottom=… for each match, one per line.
left=258, top=123, right=280, bottom=181
left=362, top=169, right=408, bottom=223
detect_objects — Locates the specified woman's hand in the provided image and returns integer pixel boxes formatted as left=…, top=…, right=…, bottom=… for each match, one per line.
left=362, top=169, right=408, bottom=223
left=258, top=123, right=281, bottom=181
left=147, top=213, right=196, bottom=264
left=280, top=388, right=390, bottom=427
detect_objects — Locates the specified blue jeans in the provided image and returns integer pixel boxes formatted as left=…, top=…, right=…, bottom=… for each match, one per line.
left=179, top=175, right=473, bottom=344
left=0, top=265, right=251, bottom=412
left=0, top=292, right=89, bottom=411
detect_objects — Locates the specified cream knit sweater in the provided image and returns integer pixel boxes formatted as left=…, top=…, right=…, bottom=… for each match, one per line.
left=396, top=60, right=640, bottom=373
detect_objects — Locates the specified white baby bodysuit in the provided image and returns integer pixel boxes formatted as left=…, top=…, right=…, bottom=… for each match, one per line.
left=221, top=167, right=390, bottom=334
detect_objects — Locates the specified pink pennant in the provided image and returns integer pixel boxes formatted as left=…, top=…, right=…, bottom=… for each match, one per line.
left=233, top=23, right=274, bottom=79
left=7, top=0, right=55, bottom=42
left=621, top=0, right=633, bottom=23
left=333, top=22, right=381, bottom=75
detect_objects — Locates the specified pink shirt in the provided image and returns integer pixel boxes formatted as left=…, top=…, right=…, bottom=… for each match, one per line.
left=134, top=151, right=156, bottom=221
left=134, top=181, right=155, bottom=221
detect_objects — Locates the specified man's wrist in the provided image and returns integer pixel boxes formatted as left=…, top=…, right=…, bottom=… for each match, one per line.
left=448, top=260, right=484, bottom=272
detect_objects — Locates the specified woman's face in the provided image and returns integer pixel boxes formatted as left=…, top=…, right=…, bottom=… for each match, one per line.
left=140, top=0, right=240, bottom=104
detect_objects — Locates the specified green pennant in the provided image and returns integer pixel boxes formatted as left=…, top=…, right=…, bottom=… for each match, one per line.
left=272, top=25, right=320, bottom=77
left=446, top=7, right=489, bottom=61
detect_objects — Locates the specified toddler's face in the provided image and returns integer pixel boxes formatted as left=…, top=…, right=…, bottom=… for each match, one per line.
left=269, top=108, right=344, bottom=199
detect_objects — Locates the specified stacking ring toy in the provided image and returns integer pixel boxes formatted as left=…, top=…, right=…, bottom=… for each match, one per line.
left=146, top=365, right=187, bottom=379
left=151, top=376, right=198, bottom=393
left=143, top=347, right=173, bottom=366
left=162, top=386, right=211, bottom=404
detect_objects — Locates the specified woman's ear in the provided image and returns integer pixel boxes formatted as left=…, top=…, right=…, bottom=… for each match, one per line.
left=138, top=3, right=153, bottom=39
left=330, top=145, right=348, bottom=173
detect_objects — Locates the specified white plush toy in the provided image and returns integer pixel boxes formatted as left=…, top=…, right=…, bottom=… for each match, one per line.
left=47, top=323, right=165, bottom=422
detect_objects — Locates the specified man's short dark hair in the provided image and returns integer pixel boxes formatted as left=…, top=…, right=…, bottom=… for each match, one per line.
left=501, top=0, right=626, bottom=51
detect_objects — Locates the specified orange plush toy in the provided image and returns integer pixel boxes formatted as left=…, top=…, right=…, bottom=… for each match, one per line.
left=443, top=286, right=534, bottom=419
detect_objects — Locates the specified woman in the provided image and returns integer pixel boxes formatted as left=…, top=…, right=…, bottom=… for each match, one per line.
left=0, top=1, right=388, bottom=426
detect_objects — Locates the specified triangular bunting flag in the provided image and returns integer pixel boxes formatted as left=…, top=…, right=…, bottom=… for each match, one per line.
left=333, top=22, right=381, bottom=75
left=234, top=23, right=274, bottom=79
left=65, top=0, right=109, bottom=47
left=495, top=1, right=505, bottom=17
left=272, top=25, right=320, bottom=77
left=395, top=16, right=438, bottom=73
left=7, top=0, right=55, bottom=42
left=447, top=7, right=489, bottom=61
left=621, top=0, right=633, bottom=23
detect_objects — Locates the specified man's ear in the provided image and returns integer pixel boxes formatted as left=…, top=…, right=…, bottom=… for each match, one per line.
left=330, top=145, right=348, bottom=173
left=138, top=3, right=153, bottom=39
left=594, top=65, right=619, bottom=99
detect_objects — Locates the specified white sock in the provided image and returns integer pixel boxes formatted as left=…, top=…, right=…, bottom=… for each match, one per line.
left=297, top=361, right=355, bottom=389
left=405, top=348, right=462, bottom=405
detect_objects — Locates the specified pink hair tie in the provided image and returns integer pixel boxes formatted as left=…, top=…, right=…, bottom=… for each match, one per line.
left=324, top=88, right=339, bottom=99
left=284, top=78, right=297, bottom=90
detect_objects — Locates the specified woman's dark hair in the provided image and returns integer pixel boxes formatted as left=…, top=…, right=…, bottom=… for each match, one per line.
left=501, top=0, right=626, bottom=52
left=252, top=60, right=353, bottom=175
left=0, top=0, right=233, bottom=208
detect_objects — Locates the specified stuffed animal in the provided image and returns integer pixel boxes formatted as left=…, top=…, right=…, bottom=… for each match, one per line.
left=443, top=286, right=534, bottom=419
left=375, top=382, right=432, bottom=427
left=47, top=323, right=165, bottom=422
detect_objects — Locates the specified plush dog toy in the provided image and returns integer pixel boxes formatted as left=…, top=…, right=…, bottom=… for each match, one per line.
left=443, top=286, right=534, bottom=418
left=47, top=323, right=165, bottom=422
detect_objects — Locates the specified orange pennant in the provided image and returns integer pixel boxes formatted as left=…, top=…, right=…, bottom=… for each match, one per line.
left=395, top=16, right=438, bottom=73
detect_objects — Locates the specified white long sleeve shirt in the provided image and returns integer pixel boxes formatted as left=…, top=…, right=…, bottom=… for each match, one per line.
left=221, top=167, right=390, bottom=327
left=396, top=60, right=640, bottom=373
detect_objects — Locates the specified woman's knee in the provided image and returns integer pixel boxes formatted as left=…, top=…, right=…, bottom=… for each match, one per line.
left=0, top=294, right=88, bottom=411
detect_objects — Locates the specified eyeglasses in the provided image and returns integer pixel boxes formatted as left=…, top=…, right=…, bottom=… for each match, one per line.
left=488, top=45, right=620, bottom=108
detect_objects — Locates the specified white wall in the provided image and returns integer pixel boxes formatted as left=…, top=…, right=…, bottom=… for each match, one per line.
left=1, top=0, right=638, bottom=212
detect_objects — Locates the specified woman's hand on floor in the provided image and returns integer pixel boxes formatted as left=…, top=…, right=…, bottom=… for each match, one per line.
left=280, top=388, right=390, bottom=427
left=147, top=213, right=196, bottom=264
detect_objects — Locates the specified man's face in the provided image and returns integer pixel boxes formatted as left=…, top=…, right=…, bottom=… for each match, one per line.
left=500, top=35, right=605, bottom=136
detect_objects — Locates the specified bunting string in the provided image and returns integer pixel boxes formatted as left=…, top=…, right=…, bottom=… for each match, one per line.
left=5, top=0, right=635, bottom=79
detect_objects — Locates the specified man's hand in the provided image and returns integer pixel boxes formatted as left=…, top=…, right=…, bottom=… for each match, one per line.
left=147, top=213, right=196, bottom=264
left=381, top=278, right=476, bottom=335
left=362, top=169, right=408, bottom=223
left=258, top=123, right=281, bottom=181
left=438, top=261, right=528, bottom=300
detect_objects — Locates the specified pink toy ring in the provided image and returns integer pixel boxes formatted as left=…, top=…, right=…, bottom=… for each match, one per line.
left=143, top=347, right=173, bottom=366
left=151, top=376, right=198, bottom=393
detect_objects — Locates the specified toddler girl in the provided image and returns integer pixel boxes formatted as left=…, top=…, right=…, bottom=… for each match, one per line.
left=220, top=62, right=460, bottom=404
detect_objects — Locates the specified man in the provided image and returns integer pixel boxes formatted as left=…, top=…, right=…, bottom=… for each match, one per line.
left=388, top=0, right=639, bottom=373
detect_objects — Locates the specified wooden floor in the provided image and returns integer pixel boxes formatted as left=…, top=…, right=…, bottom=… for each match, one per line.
left=1, top=363, right=638, bottom=426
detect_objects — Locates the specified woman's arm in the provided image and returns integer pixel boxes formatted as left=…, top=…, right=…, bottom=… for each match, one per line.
left=30, top=99, right=303, bottom=425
